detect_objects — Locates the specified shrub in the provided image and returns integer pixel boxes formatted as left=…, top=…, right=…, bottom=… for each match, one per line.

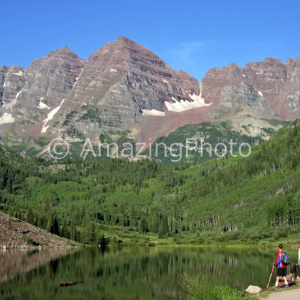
left=25, top=237, right=40, bottom=246
left=277, top=229, right=288, bottom=238
left=272, top=232, right=279, bottom=240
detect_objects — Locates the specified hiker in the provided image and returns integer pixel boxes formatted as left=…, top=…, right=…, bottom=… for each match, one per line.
left=274, top=244, right=288, bottom=287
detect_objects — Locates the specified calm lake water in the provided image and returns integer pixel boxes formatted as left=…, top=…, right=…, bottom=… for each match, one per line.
left=0, top=246, right=298, bottom=299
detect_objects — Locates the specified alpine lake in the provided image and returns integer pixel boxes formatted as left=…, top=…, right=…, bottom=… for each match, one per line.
left=0, top=246, right=298, bottom=299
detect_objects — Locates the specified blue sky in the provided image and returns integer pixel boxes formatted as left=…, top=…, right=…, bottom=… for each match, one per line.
left=1, top=0, right=300, bottom=80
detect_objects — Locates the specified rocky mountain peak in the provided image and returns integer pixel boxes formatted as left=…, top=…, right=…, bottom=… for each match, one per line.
left=1, top=37, right=300, bottom=156
left=0, top=46, right=86, bottom=138
left=57, top=36, right=204, bottom=142
left=264, top=57, right=283, bottom=64
left=202, top=56, right=300, bottom=120
left=115, top=35, right=148, bottom=50
left=41, top=46, right=85, bottom=63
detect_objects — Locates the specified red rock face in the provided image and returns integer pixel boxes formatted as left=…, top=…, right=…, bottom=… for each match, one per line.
left=57, top=36, right=208, bottom=142
left=23, top=47, right=86, bottom=102
left=0, top=65, right=26, bottom=107
left=61, top=36, right=202, bottom=134
left=1, top=36, right=300, bottom=152
left=0, top=47, right=85, bottom=137
left=69, top=35, right=201, bottom=111
left=202, top=57, right=300, bottom=120
left=286, top=57, right=300, bottom=111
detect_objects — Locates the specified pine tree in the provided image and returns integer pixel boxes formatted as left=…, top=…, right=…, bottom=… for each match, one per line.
left=51, top=216, right=60, bottom=235
left=45, top=198, right=50, bottom=213
left=130, top=204, right=137, bottom=227
left=161, top=215, right=169, bottom=237
left=99, top=234, right=108, bottom=247
left=87, top=222, right=96, bottom=243
left=81, top=214, right=89, bottom=244
left=151, top=212, right=160, bottom=233
left=158, top=227, right=164, bottom=239
left=81, top=206, right=86, bottom=225
left=70, top=218, right=77, bottom=241
left=119, top=203, right=125, bottom=217
left=27, top=207, right=34, bottom=224
left=62, top=219, right=70, bottom=239
left=6, top=179, right=12, bottom=194
left=139, top=217, right=148, bottom=233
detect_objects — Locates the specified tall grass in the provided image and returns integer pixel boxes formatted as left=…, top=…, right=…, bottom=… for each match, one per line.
left=179, top=273, right=245, bottom=300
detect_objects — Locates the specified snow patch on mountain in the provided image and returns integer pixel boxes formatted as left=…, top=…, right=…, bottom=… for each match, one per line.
left=38, top=98, right=50, bottom=109
left=12, top=71, right=24, bottom=76
left=41, top=99, right=65, bottom=133
left=0, top=113, right=15, bottom=125
left=142, top=109, right=165, bottom=116
left=165, top=93, right=211, bottom=112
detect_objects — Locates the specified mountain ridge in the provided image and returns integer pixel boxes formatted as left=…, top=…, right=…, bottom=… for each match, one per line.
left=0, top=36, right=299, bottom=157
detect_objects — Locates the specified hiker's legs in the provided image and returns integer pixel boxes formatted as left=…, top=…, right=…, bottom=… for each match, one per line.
left=275, top=276, right=288, bottom=286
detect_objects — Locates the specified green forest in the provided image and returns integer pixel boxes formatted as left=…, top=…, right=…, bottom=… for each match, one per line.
left=0, top=119, right=299, bottom=246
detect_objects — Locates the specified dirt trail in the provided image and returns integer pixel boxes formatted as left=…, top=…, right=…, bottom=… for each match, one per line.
left=265, top=288, right=300, bottom=300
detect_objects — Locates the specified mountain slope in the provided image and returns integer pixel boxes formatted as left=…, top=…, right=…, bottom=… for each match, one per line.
left=144, top=120, right=288, bottom=165
left=0, top=211, right=77, bottom=249
left=0, top=120, right=299, bottom=245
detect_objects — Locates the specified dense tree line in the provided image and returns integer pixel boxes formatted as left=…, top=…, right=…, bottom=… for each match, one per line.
left=0, top=120, right=299, bottom=244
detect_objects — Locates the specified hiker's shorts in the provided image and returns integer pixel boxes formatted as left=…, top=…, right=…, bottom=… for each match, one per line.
left=277, top=267, right=287, bottom=277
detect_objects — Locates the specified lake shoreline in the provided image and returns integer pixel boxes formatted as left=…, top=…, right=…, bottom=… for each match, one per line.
left=2, top=243, right=298, bottom=250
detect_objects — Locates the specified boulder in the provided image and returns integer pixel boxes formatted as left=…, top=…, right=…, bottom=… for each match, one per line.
left=245, top=285, right=262, bottom=294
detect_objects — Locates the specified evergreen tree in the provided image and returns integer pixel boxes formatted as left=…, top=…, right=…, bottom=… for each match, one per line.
left=139, top=217, right=148, bottom=233
left=161, top=215, right=169, bottom=237
left=45, top=198, right=50, bottom=214
left=49, top=212, right=60, bottom=235
left=52, top=216, right=60, bottom=235
left=81, top=214, right=89, bottom=244
left=27, top=207, right=34, bottom=224
left=150, top=212, right=160, bottom=233
left=6, top=179, right=12, bottom=194
left=81, top=206, right=86, bottom=225
left=70, top=220, right=77, bottom=241
left=99, top=234, right=108, bottom=247
left=119, top=203, right=125, bottom=216
left=87, top=222, right=96, bottom=243
left=130, top=204, right=137, bottom=227
left=62, top=219, right=70, bottom=239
